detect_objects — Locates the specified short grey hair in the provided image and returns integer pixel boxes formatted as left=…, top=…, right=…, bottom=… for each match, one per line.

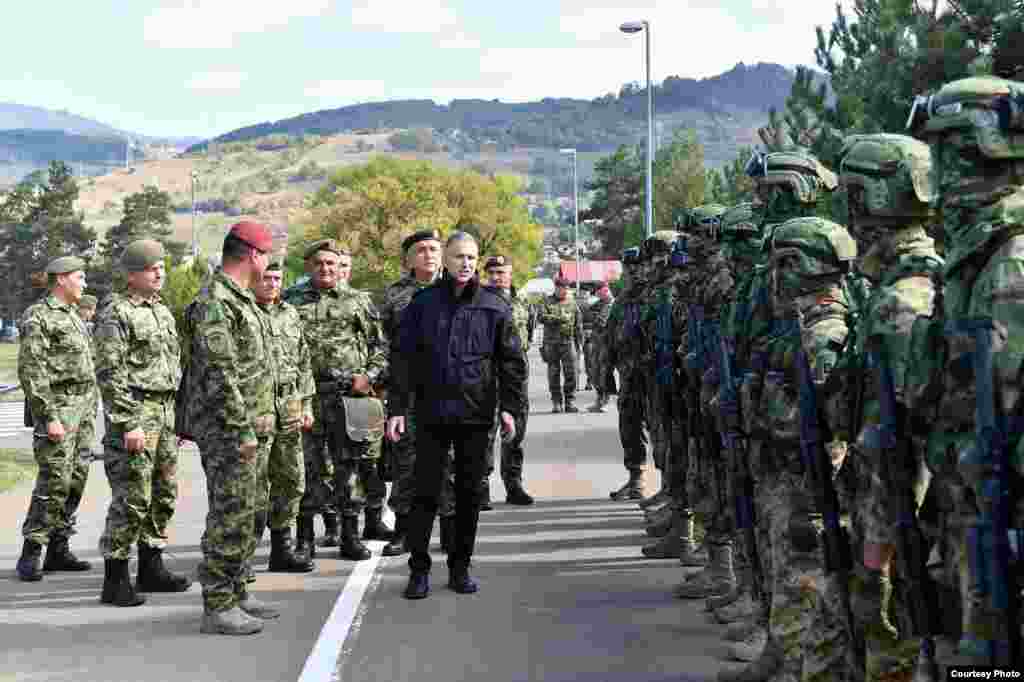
left=445, top=231, right=477, bottom=249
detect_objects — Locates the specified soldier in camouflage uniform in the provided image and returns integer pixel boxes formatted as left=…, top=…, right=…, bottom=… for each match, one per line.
left=284, top=239, right=389, bottom=563
left=585, top=283, right=614, bottom=413
left=538, top=277, right=583, bottom=412
left=75, top=294, right=99, bottom=500
left=603, top=247, right=649, bottom=500
left=907, top=75, right=1024, bottom=671
left=251, top=260, right=316, bottom=574
left=181, top=221, right=279, bottom=635
left=483, top=254, right=535, bottom=506
left=378, top=229, right=448, bottom=556
left=94, top=240, right=192, bottom=607
left=15, top=256, right=96, bottom=582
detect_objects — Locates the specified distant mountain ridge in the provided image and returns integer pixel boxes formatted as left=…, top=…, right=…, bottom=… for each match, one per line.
left=0, top=102, right=200, bottom=146
left=194, top=62, right=815, bottom=161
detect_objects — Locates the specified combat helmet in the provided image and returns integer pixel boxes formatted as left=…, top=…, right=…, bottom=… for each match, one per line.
left=745, top=148, right=839, bottom=206
left=838, top=133, right=935, bottom=220
left=770, top=217, right=857, bottom=284
left=686, top=204, right=728, bottom=240
left=641, top=230, right=681, bottom=267
left=720, top=203, right=764, bottom=267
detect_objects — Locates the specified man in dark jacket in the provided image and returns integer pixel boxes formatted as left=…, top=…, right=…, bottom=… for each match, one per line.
left=387, top=232, right=527, bottom=599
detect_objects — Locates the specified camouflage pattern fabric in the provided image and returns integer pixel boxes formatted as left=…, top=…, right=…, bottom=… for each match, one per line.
left=257, top=300, right=314, bottom=530
left=538, top=294, right=582, bottom=403
left=604, top=288, right=648, bottom=470
left=93, top=292, right=182, bottom=559
left=18, top=294, right=97, bottom=545
left=378, top=274, right=454, bottom=517
left=183, top=268, right=275, bottom=612
left=583, top=297, right=613, bottom=395
left=485, top=287, right=531, bottom=487
left=639, top=272, right=675, bottom=474
left=284, top=279, right=388, bottom=520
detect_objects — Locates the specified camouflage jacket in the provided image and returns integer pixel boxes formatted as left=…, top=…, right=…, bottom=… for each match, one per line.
left=538, top=295, right=582, bottom=347
left=94, top=292, right=181, bottom=431
left=283, top=279, right=388, bottom=388
left=182, top=268, right=275, bottom=445
left=378, top=273, right=436, bottom=393
left=497, top=287, right=532, bottom=353
left=18, top=294, right=96, bottom=423
left=584, top=299, right=613, bottom=344
left=604, top=288, right=646, bottom=375
left=259, top=299, right=316, bottom=426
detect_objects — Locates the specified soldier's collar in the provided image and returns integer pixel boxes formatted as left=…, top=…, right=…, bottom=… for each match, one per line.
left=214, top=267, right=256, bottom=302
left=45, top=294, right=73, bottom=311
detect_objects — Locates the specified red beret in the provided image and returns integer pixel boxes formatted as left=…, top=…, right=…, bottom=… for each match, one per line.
left=228, top=221, right=273, bottom=252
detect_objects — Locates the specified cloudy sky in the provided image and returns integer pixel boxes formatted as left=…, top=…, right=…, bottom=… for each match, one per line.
left=3, top=1, right=847, bottom=139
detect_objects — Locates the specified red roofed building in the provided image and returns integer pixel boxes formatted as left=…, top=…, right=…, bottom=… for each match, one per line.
left=558, top=260, right=622, bottom=283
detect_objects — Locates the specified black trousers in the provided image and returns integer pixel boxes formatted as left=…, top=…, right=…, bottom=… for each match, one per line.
left=407, top=424, right=491, bottom=573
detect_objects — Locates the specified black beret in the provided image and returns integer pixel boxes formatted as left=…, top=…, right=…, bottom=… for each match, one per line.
left=484, top=255, right=512, bottom=269
left=402, top=229, right=442, bottom=253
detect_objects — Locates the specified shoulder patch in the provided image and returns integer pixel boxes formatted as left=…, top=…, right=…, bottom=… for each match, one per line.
left=202, top=301, right=226, bottom=323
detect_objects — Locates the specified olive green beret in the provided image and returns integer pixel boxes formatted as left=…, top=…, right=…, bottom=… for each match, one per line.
left=45, top=256, right=86, bottom=275
left=121, top=239, right=166, bottom=272
left=304, top=238, right=348, bottom=260
left=484, top=254, right=512, bottom=269
left=78, top=294, right=98, bottom=309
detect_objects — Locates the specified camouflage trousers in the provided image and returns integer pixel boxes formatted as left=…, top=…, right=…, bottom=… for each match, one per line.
left=197, top=431, right=259, bottom=612
left=643, top=371, right=668, bottom=472
left=485, top=407, right=530, bottom=489
left=386, top=406, right=454, bottom=517
left=21, top=387, right=95, bottom=545
left=78, top=388, right=99, bottom=458
left=615, top=369, right=647, bottom=471
left=583, top=338, right=601, bottom=389
left=543, top=342, right=577, bottom=404
left=254, top=419, right=306, bottom=531
left=99, top=395, right=179, bottom=560
left=301, top=397, right=384, bottom=520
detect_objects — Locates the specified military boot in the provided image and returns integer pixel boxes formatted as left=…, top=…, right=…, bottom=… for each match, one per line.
left=338, top=516, right=371, bottom=561
left=723, top=617, right=761, bottom=642
left=479, top=481, right=493, bottom=511
left=137, top=543, right=191, bottom=592
left=563, top=396, right=579, bottom=413
left=637, top=487, right=669, bottom=510
left=100, top=558, right=146, bottom=607
left=238, top=584, right=280, bottom=619
left=403, top=571, right=430, bottom=599
left=713, top=592, right=758, bottom=624
left=609, top=469, right=643, bottom=501
left=587, top=394, right=608, bottom=413
left=504, top=482, right=534, bottom=506
left=641, top=508, right=683, bottom=558
left=912, top=639, right=940, bottom=682
left=675, top=540, right=733, bottom=599
left=42, top=535, right=91, bottom=572
left=678, top=513, right=707, bottom=567
left=447, top=559, right=479, bottom=594
left=200, top=603, right=263, bottom=635
left=362, top=507, right=394, bottom=541
left=645, top=504, right=675, bottom=537
left=295, top=514, right=316, bottom=560
left=728, top=626, right=767, bottom=662
left=382, top=514, right=409, bottom=556
left=716, top=633, right=782, bottom=682
left=318, top=511, right=339, bottom=547
left=551, top=394, right=563, bottom=414
left=268, top=528, right=315, bottom=573
left=15, top=539, right=43, bottom=582
left=439, top=515, right=456, bottom=554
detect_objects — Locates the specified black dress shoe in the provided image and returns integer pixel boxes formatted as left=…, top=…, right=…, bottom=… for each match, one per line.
left=447, top=571, right=479, bottom=594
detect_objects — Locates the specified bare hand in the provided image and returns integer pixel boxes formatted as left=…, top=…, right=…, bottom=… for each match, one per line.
left=386, top=416, right=405, bottom=443
left=500, top=411, right=516, bottom=443
left=351, top=374, right=371, bottom=396
left=123, top=429, right=146, bottom=452
left=301, top=414, right=314, bottom=431
left=240, top=440, right=258, bottom=462
left=46, top=420, right=65, bottom=443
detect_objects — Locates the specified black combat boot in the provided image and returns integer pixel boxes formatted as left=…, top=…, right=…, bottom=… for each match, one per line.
left=268, top=527, right=315, bottom=572
left=101, top=558, right=146, bottom=607
left=318, top=511, right=339, bottom=547
left=403, top=571, right=430, bottom=599
left=609, top=469, right=644, bottom=501
left=480, top=481, right=493, bottom=511
left=295, top=514, right=316, bottom=559
left=439, top=515, right=456, bottom=554
left=16, top=539, right=43, bottom=582
left=338, top=516, right=371, bottom=561
left=551, top=395, right=563, bottom=413
left=253, top=511, right=268, bottom=546
left=137, top=543, right=191, bottom=592
left=505, top=482, right=534, bottom=506
left=382, top=514, right=409, bottom=556
left=362, top=507, right=394, bottom=541
left=564, top=397, right=579, bottom=413
left=447, top=559, right=479, bottom=594
left=43, top=535, right=91, bottom=572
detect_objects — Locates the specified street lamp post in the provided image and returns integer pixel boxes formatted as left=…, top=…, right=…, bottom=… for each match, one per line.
left=190, top=170, right=199, bottom=259
left=558, top=148, right=581, bottom=303
left=620, top=19, right=653, bottom=237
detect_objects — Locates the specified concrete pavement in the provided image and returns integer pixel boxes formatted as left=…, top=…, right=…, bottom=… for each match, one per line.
left=1, top=349, right=733, bottom=682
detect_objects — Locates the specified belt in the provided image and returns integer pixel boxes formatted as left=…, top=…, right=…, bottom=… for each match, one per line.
left=52, top=381, right=94, bottom=396
left=130, top=387, right=175, bottom=401
left=277, top=381, right=297, bottom=398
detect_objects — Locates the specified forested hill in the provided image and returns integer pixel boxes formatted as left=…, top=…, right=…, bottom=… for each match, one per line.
left=191, top=62, right=809, bottom=160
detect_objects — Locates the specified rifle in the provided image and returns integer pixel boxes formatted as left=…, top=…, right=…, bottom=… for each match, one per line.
left=719, top=335, right=762, bottom=602
left=794, top=309, right=865, bottom=668
left=873, top=339, right=941, bottom=644
left=949, top=317, right=1021, bottom=667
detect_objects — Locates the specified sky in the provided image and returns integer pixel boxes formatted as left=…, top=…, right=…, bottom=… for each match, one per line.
left=2, top=1, right=849, bottom=139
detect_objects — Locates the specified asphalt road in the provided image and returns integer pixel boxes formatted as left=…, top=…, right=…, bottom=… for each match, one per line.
left=1, top=350, right=733, bottom=682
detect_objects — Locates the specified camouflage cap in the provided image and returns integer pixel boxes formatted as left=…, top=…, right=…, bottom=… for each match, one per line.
left=45, top=255, right=86, bottom=275
left=401, top=228, right=442, bottom=253
left=121, top=239, right=166, bottom=272
left=304, top=238, right=347, bottom=260
left=838, top=133, right=934, bottom=217
left=484, top=254, right=512, bottom=270
left=78, top=294, right=98, bottom=309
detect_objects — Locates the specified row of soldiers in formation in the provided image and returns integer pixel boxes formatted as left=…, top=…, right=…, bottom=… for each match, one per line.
left=596, top=75, right=1024, bottom=682
left=11, top=220, right=551, bottom=635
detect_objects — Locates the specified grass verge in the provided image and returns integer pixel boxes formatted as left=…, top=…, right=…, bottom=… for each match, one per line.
left=0, top=447, right=34, bottom=494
